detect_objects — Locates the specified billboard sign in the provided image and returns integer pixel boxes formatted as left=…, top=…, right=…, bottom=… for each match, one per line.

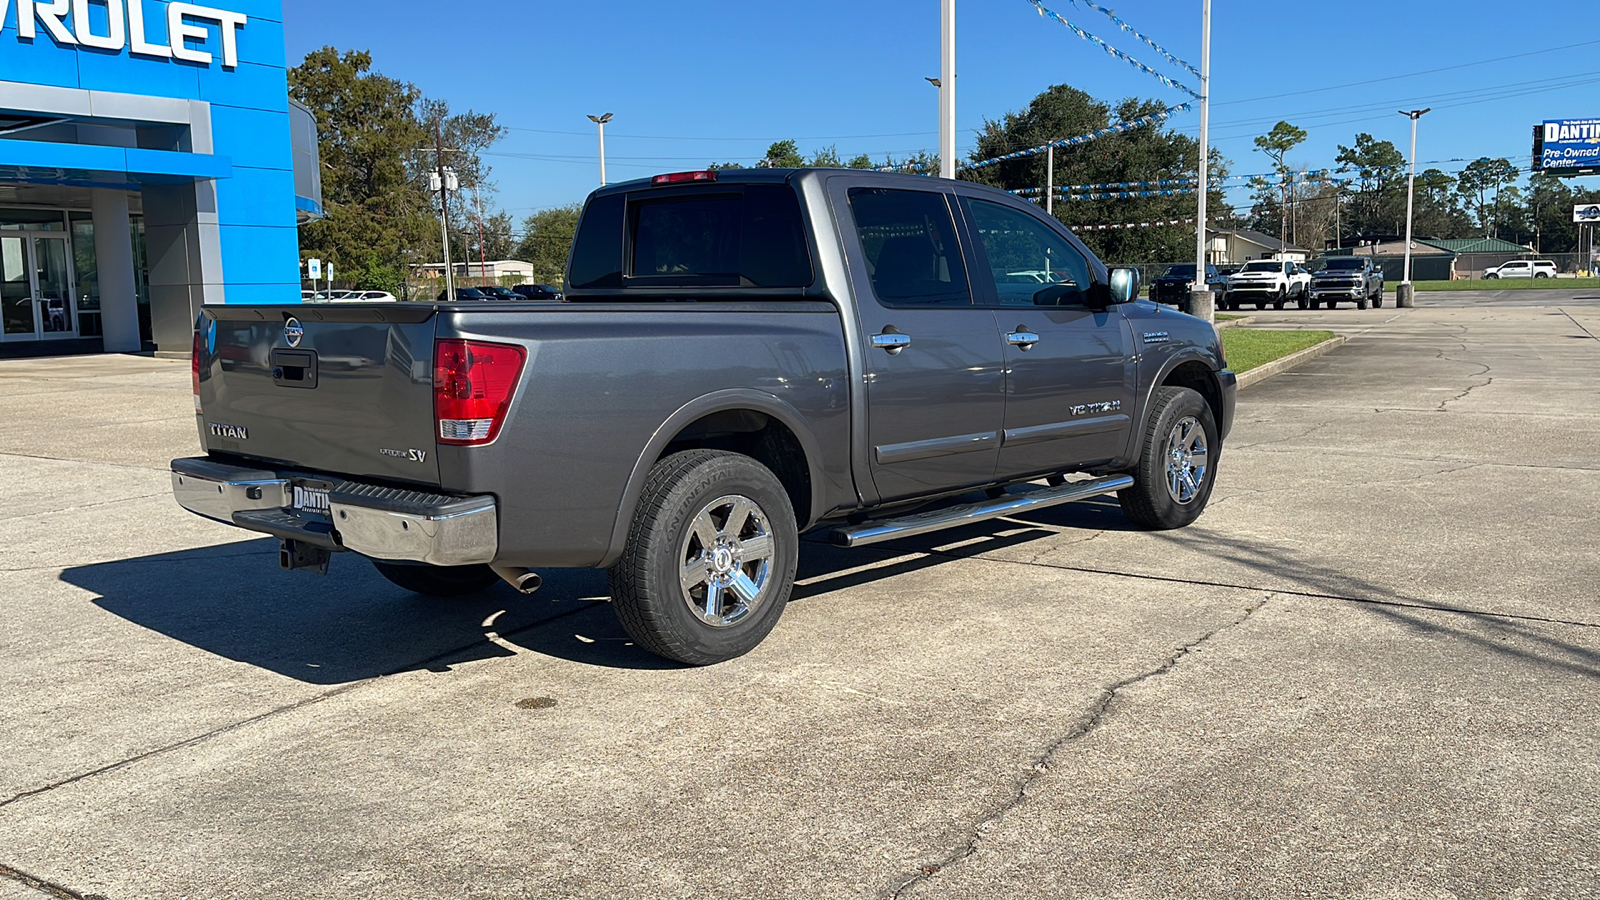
left=1576, top=204, right=1600, bottom=223
left=1538, top=119, right=1600, bottom=174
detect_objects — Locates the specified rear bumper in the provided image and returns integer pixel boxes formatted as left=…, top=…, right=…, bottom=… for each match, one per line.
left=171, top=457, right=498, bottom=566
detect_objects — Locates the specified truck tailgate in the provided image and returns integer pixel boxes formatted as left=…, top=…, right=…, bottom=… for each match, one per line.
left=197, top=304, right=442, bottom=486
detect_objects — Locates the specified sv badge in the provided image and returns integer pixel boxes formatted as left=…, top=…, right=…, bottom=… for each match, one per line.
left=380, top=448, right=428, bottom=463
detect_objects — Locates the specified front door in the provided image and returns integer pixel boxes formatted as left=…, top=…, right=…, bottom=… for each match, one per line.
left=32, top=235, right=75, bottom=338
left=0, top=233, right=77, bottom=341
left=0, top=236, right=32, bottom=340
left=959, top=196, right=1135, bottom=480
left=841, top=184, right=1006, bottom=503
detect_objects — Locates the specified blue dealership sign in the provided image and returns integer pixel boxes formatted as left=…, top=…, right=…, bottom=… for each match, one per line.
left=1540, top=119, right=1600, bottom=173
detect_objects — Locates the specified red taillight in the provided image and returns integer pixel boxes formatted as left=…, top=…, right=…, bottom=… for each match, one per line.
left=651, top=170, right=717, bottom=185
left=191, top=331, right=202, bottom=414
left=434, top=339, right=526, bottom=446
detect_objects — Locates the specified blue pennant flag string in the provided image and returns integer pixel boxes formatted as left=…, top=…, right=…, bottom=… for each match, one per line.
left=1026, top=0, right=1200, bottom=99
left=966, top=103, right=1191, bottom=170
left=1068, top=0, right=1201, bottom=79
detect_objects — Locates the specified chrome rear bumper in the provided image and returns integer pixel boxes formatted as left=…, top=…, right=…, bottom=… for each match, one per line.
left=171, top=457, right=498, bottom=567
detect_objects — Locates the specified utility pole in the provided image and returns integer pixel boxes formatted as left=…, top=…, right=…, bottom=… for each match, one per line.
left=939, top=0, right=955, bottom=179
left=434, top=120, right=456, bottom=302
left=474, top=186, right=488, bottom=283
left=1398, top=107, right=1430, bottom=308
left=1189, top=0, right=1213, bottom=323
left=588, top=113, right=613, bottom=186
left=1046, top=145, right=1054, bottom=216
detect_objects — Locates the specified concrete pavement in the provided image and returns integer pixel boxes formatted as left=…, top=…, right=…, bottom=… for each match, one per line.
left=1, top=298, right=1596, bottom=899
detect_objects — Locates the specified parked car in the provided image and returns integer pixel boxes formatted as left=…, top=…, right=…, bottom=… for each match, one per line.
left=1483, top=259, right=1557, bottom=279
left=1308, top=257, right=1384, bottom=309
left=475, top=285, right=522, bottom=301
left=1224, top=259, right=1309, bottom=310
left=175, top=167, right=1236, bottom=666
left=512, top=283, right=564, bottom=301
left=307, top=290, right=397, bottom=303
left=437, top=287, right=492, bottom=302
left=1150, top=263, right=1226, bottom=305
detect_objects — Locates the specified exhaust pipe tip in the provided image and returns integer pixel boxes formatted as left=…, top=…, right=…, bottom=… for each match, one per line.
left=491, top=565, right=542, bottom=595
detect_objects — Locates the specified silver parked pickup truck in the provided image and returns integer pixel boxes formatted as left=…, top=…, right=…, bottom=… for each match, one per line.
left=173, top=169, right=1236, bottom=665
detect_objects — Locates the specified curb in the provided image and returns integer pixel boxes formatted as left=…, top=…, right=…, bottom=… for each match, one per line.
left=1235, top=334, right=1347, bottom=390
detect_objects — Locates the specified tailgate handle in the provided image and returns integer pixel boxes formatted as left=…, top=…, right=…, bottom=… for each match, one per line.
left=271, top=349, right=318, bottom=389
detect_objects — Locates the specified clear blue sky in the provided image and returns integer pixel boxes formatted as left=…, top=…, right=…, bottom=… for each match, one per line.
left=281, top=0, right=1600, bottom=222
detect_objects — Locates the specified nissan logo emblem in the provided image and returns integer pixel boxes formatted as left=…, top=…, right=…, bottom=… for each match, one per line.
left=284, top=317, right=304, bottom=348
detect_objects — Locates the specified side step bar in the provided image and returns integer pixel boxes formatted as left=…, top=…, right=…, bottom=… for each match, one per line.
left=828, top=474, right=1134, bottom=548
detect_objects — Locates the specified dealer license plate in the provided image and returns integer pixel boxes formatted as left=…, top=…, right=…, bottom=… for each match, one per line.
left=293, top=485, right=330, bottom=514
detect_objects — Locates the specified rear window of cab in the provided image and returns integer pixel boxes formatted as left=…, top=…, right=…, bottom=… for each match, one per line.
left=568, top=183, right=814, bottom=290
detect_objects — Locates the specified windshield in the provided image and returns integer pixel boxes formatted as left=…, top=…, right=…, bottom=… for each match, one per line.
left=1241, top=261, right=1280, bottom=273
left=1162, top=264, right=1196, bottom=278
left=1319, top=258, right=1365, bottom=270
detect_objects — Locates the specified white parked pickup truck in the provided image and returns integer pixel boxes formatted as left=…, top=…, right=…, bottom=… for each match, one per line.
left=1483, top=260, right=1557, bottom=279
left=1223, top=259, right=1310, bottom=310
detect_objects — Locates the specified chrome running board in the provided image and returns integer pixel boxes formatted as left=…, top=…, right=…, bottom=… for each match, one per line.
left=828, top=474, right=1135, bottom=548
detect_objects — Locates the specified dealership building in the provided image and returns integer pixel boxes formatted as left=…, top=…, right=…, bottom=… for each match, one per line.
left=0, top=0, right=317, bottom=358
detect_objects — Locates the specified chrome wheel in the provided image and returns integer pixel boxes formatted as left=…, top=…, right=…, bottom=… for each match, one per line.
left=678, top=494, right=775, bottom=627
left=1164, top=415, right=1208, bottom=505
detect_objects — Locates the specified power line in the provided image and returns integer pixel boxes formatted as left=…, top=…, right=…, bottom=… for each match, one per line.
left=1215, top=38, right=1600, bottom=107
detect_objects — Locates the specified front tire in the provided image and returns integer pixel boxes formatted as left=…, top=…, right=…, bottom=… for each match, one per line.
left=608, top=450, right=798, bottom=666
left=371, top=561, right=501, bottom=597
left=1119, top=386, right=1219, bottom=530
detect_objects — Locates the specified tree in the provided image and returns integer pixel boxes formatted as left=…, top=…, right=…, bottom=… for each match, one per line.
left=961, top=85, right=1229, bottom=265
left=289, top=47, right=431, bottom=292
left=1457, top=157, right=1519, bottom=237
left=1334, top=133, right=1406, bottom=240
left=514, top=204, right=583, bottom=286
left=1253, top=121, right=1308, bottom=246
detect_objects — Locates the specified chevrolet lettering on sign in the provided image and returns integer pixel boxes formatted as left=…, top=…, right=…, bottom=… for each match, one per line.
left=0, top=0, right=248, bottom=68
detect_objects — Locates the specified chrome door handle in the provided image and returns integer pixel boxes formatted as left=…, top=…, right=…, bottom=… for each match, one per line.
left=1006, top=330, right=1040, bottom=349
left=871, top=332, right=912, bottom=354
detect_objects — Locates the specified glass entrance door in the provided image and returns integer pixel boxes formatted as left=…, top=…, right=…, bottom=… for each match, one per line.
left=33, top=235, right=75, bottom=338
left=1, top=235, right=32, bottom=338
left=0, top=233, right=77, bottom=341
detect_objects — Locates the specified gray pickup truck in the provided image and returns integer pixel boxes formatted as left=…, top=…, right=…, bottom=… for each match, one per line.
left=1306, top=256, right=1384, bottom=309
left=173, top=168, right=1236, bottom=665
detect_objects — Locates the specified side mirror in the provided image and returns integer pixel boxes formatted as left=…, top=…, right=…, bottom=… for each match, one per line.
left=1109, top=267, right=1141, bottom=304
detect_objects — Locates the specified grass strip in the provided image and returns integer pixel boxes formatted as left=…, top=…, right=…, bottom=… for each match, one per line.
left=1222, top=329, right=1336, bottom=373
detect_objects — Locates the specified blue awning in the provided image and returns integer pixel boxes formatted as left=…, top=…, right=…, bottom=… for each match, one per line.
left=0, top=138, right=232, bottom=189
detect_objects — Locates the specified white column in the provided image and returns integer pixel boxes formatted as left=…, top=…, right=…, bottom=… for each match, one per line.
left=92, top=189, right=140, bottom=353
left=939, top=0, right=955, bottom=179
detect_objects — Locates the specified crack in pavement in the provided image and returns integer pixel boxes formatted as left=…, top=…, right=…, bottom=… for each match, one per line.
left=0, top=863, right=90, bottom=899
left=1558, top=308, right=1598, bottom=341
left=0, top=601, right=607, bottom=812
left=883, top=598, right=1268, bottom=899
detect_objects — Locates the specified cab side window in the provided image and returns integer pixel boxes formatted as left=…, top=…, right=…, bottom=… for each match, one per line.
left=965, top=199, right=1092, bottom=307
left=848, top=188, right=972, bottom=307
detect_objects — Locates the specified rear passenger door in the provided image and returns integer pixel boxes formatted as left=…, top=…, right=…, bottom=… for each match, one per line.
left=958, top=195, right=1135, bottom=479
left=840, top=185, right=1007, bottom=503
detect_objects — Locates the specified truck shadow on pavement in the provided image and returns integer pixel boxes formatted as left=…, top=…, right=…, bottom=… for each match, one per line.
left=60, top=525, right=1067, bottom=679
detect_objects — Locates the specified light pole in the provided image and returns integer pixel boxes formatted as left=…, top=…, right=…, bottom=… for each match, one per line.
left=1189, top=0, right=1213, bottom=323
left=939, top=0, right=954, bottom=179
left=588, top=112, right=613, bottom=186
left=1398, top=107, right=1430, bottom=308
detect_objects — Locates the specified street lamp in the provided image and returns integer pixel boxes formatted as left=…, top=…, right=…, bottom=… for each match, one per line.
left=1190, top=0, right=1213, bottom=323
left=1398, top=107, right=1430, bottom=308
left=587, top=112, right=613, bottom=186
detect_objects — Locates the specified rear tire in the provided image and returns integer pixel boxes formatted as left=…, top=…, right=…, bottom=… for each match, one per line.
left=1297, top=296, right=1309, bottom=310
left=371, top=561, right=500, bottom=597
left=608, top=450, right=798, bottom=666
left=1119, top=386, right=1219, bottom=530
